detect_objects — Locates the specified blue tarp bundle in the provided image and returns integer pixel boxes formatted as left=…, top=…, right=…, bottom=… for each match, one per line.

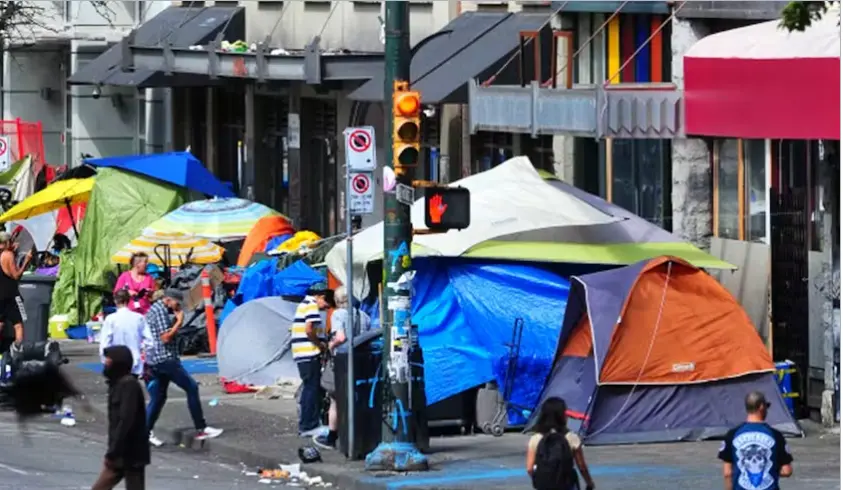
left=372, top=258, right=570, bottom=423
left=220, top=259, right=323, bottom=325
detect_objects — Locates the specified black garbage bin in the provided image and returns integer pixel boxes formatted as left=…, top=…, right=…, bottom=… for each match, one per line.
left=335, top=329, right=430, bottom=460
left=17, top=275, right=56, bottom=343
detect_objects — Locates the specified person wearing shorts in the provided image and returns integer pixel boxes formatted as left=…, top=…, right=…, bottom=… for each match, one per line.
left=0, top=232, right=32, bottom=354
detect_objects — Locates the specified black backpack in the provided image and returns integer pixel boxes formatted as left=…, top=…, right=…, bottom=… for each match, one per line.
left=532, top=431, right=577, bottom=490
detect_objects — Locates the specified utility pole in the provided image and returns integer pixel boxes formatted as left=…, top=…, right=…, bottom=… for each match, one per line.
left=364, top=0, right=429, bottom=472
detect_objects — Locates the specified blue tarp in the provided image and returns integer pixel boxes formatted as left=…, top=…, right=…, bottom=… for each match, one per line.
left=373, top=258, right=570, bottom=423
left=86, top=151, right=235, bottom=198
left=220, top=258, right=323, bottom=325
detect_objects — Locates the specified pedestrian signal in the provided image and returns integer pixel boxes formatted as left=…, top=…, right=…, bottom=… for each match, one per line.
left=392, top=81, right=421, bottom=168
left=424, top=187, right=470, bottom=231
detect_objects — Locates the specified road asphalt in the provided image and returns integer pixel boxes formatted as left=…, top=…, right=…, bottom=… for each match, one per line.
left=0, top=416, right=268, bottom=489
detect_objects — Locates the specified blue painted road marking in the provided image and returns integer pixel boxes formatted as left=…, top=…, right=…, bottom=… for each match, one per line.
left=362, top=464, right=681, bottom=489
left=77, top=358, right=218, bottom=375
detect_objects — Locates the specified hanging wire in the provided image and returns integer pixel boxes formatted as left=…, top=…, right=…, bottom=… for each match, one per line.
left=585, top=261, right=673, bottom=439
left=267, top=1, right=292, bottom=42
left=602, top=0, right=688, bottom=87
left=480, top=1, right=571, bottom=87
left=317, top=1, right=342, bottom=39
left=541, top=0, right=630, bottom=87
left=595, top=1, right=688, bottom=123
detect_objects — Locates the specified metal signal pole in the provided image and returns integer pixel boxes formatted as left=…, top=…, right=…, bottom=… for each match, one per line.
left=364, top=0, right=429, bottom=472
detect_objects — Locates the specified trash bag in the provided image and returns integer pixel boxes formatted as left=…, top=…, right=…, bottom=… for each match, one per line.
left=0, top=358, right=79, bottom=417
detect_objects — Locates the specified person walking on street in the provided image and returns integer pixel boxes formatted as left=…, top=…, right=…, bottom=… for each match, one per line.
left=314, top=286, right=371, bottom=449
left=114, top=252, right=156, bottom=315
left=0, top=232, right=32, bottom=353
left=293, top=288, right=335, bottom=438
left=526, top=397, right=595, bottom=490
left=92, top=345, right=149, bottom=490
left=718, top=391, right=793, bottom=490
left=144, top=289, right=223, bottom=447
left=99, top=289, right=153, bottom=378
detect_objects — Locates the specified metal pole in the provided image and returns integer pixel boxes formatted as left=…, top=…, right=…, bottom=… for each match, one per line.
left=344, top=157, right=356, bottom=459
left=365, top=0, right=428, bottom=472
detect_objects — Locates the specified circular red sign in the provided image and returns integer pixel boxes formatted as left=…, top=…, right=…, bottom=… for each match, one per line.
left=352, top=174, right=370, bottom=193
left=0, top=138, right=7, bottom=157
left=348, top=130, right=372, bottom=153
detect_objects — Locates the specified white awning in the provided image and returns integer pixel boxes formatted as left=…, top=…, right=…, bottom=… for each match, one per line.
left=686, top=14, right=840, bottom=60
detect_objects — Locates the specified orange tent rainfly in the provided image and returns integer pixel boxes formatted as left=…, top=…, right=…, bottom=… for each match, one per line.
left=237, top=215, right=295, bottom=267
left=535, top=256, right=801, bottom=444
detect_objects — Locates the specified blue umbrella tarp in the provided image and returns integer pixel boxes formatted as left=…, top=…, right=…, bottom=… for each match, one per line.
left=86, top=151, right=235, bottom=198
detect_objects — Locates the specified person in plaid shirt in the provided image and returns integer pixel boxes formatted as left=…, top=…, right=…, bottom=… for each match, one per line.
left=144, top=289, right=222, bottom=447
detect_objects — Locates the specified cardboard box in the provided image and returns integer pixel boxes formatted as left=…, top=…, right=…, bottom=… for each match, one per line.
left=185, top=266, right=225, bottom=311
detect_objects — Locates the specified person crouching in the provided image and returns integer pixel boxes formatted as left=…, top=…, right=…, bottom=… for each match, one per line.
left=92, top=345, right=149, bottom=490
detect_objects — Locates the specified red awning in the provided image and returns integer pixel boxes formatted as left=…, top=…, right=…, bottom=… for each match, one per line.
left=684, top=17, right=840, bottom=140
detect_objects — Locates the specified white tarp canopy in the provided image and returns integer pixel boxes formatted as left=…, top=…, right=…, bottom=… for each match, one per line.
left=217, top=297, right=326, bottom=387
left=685, top=12, right=840, bottom=60
left=326, top=156, right=620, bottom=297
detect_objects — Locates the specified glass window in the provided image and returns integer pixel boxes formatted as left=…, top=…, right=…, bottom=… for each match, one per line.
left=610, top=139, right=670, bottom=229
left=717, top=139, right=740, bottom=239
left=744, top=139, right=767, bottom=243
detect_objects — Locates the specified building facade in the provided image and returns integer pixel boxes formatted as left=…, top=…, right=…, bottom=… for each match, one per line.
left=2, top=0, right=175, bottom=168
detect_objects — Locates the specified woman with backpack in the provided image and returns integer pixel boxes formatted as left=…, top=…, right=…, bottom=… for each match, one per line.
left=526, top=397, right=595, bottom=490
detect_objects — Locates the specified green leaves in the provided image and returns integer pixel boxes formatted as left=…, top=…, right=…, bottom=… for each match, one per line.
left=779, top=1, right=832, bottom=31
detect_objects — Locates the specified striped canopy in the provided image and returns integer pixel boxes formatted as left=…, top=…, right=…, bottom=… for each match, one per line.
left=143, top=197, right=282, bottom=241
left=112, top=230, right=224, bottom=266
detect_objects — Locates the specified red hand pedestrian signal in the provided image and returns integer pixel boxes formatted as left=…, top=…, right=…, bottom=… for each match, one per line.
left=428, top=194, right=447, bottom=224
left=424, top=187, right=470, bottom=231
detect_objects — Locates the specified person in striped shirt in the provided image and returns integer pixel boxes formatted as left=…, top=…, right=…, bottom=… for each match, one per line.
left=293, top=289, right=336, bottom=437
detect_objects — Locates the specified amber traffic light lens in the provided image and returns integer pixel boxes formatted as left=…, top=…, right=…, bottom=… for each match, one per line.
left=397, top=147, right=419, bottom=166
left=395, top=94, right=420, bottom=116
left=396, top=121, right=419, bottom=141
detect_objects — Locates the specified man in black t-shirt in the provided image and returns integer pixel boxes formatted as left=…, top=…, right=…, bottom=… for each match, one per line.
left=718, top=391, right=794, bottom=490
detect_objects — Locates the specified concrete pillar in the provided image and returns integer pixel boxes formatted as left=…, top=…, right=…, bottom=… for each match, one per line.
left=437, top=0, right=462, bottom=184
left=820, top=143, right=841, bottom=427
left=205, top=87, right=216, bottom=173
left=670, top=16, right=712, bottom=247
left=287, top=88, right=303, bottom=227
left=143, top=88, right=165, bottom=154
left=243, top=84, right=256, bottom=201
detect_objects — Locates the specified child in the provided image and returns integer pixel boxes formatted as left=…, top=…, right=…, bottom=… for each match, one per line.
left=526, top=397, right=595, bottom=490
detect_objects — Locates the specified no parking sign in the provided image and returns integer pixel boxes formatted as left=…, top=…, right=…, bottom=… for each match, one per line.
left=349, top=172, right=374, bottom=215
left=0, top=137, right=10, bottom=173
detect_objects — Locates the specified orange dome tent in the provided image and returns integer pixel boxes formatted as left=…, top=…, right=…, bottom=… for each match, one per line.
left=237, top=215, right=295, bottom=266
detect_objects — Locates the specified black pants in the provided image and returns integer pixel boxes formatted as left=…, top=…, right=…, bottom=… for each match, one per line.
left=91, top=465, right=145, bottom=490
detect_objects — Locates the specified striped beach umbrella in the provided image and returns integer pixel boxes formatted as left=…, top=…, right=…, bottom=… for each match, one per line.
left=143, top=197, right=282, bottom=241
left=112, top=230, right=224, bottom=266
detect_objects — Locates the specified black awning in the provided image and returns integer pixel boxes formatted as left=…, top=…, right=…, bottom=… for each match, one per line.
left=349, top=12, right=550, bottom=104
left=68, top=6, right=245, bottom=87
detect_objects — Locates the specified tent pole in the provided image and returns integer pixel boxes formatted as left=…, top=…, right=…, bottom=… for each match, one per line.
left=64, top=199, right=79, bottom=238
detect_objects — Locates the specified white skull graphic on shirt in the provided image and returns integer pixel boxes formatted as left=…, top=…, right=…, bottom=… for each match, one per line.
left=734, top=431, right=776, bottom=490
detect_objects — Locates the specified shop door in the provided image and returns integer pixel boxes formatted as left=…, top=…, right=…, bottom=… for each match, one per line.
left=256, top=94, right=289, bottom=213
left=301, top=99, right=338, bottom=236
left=770, top=188, right=810, bottom=417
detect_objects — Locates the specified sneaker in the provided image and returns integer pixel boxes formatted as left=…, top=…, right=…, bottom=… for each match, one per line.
left=149, top=433, right=164, bottom=447
left=195, top=426, right=224, bottom=440
left=312, top=433, right=335, bottom=450
left=299, top=425, right=327, bottom=438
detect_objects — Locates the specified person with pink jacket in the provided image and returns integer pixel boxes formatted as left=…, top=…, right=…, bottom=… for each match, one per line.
left=113, top=253, right=156, bottom=315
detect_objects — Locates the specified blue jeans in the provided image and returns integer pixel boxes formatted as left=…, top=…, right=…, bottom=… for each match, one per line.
left=297, top=357, right=322, bottom=433
left=146, top=359, right=206, bottom=431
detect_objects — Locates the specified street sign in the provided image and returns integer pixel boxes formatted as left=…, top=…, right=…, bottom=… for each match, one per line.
left=395, top=183, right=414, bottom=206
left=343, top=126, right=376, bottom=172
left=424, top=186, right=471, bottom=231
left=0, top=136, right=10, bottom=173
left=349, top=171, right=375, bottom=215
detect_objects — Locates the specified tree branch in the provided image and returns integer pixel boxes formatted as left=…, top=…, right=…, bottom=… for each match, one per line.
left=780, top=1, right=840, bottom=32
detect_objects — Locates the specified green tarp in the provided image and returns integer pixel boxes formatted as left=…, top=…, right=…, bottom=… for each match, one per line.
left=50, top=168, right=188, bottom=323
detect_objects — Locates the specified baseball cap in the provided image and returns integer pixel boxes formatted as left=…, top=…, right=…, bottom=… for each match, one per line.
left=163, top=288, right=184, bottom=303
left=745, top=391, right=771, bottom=413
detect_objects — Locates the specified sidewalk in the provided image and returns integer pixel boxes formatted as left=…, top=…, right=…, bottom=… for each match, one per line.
left=57, top=342, right=841, bottom=490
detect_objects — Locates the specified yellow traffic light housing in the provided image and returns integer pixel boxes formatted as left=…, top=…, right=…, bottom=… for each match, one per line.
left=392, top=81, right=421, bottom=168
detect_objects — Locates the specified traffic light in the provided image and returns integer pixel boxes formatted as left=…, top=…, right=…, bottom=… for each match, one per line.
left=392, top=81, right=421, bottom=169
left=424, top=187, right=471, bottom=231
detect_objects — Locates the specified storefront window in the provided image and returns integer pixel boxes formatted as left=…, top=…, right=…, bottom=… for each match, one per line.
left=744, top=140, right=767, bottom=243
left=610, top=139, right=671, bottom=229
left=717, top=140, right=740, bottom=239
